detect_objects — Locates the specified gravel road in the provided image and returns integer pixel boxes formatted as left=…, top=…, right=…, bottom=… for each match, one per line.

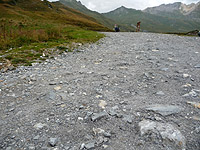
left=0, top=32, right=200, bottom=150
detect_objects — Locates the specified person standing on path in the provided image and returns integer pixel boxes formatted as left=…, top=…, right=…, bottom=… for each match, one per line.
left=136, top=21, right=141, bottom=32
left=114, top=24, right=120, bottom=32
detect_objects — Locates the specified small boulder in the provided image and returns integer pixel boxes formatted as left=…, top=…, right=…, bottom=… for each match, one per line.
left=139, top=120, right=186, bottom=150
left=91, top=111, right=108, bottom=121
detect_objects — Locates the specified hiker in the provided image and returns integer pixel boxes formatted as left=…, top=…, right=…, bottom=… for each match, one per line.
left=136, top=21, right=141, bottom=32
left=114, top=24, right=120, bottom=32
left=198, top=31, right=200, bottom=37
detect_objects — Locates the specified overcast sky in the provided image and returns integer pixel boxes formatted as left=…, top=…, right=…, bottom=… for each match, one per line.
left=49, top=0, right=200, bottom=13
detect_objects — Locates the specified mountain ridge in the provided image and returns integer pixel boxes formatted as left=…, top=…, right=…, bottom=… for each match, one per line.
left=103, top=2, right=200, bottom=33
left=143, top=1, right=200, bottom=21
left=59, top=0, right=134, bottom=31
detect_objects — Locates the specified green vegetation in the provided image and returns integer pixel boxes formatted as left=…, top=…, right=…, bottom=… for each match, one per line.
left=0, top=19, right=104, bottom=68
left=0, top=0, right=107, bottom=69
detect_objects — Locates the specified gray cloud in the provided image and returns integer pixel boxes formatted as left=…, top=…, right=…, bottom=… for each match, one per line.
left=49, top=0, right=200, bottom=13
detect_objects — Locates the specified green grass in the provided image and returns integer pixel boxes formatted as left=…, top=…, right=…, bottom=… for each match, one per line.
left=0, top=0, right=108, bottom=69
left=0, top=20, right=105, bottom=68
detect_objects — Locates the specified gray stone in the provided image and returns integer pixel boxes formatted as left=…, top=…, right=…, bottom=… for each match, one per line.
left=49, top=137, right=58, bottom=147
left=183, top=89, right=199, bottom=97
left=34, top=123, right=47, bottom=130
left=64, top=145, right=71, bottom=150
left=103, top=132, right=112, bottom=138
left=91, top=111, right=108, bottom=121
left=84, top=112, right=93, bottom=120
left=194, top=64, right=200, bottom=68
left=47, top=91, right=57, bottom=100
left=103, top=137, right=109, bottom=143
left=80, top=143, right=85, bottom=150
left=122, top=115, right=133, bottom=124
left=6, top=147, right=12, bottom=150
left=160, top=68, right=169, bottom=72
left=146, top=104, right=183, bottom=116
left=33, top=135, right=40, bottom=140
left=28, top=144, right=36, bottom=150
left=156, top=91, right=165, bottom=96
left=139, top=120, right=186, bottom=150
left=30, top=77, right=37, bottom=81
left=119, top=101, right=128, bottom=105
left=49, top=82, right=57, bottom=85
left=96, top=136, right=104, bottom=145
left=107, top=106, right=122, bottom=118
left=107, top=108, right=118, bottom=116
left=45, top=91, right=61, bottom=101
left=93, top=128, right=105, bottom=135
left=144, top=73, right=150, bottom=78
left=8, top=66, right=15, bottom=71
left=195, top=126, right=200, bottom=133
left=8, top=107, right=15, bottom=112
left=112, top=105, right=119, bottom=109
left=59, top=93, right=67, bottom=100
left=85, top=141, right=95, bottom=149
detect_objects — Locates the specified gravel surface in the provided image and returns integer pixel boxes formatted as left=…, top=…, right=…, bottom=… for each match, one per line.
left=0, top=32, right=200, bottom=150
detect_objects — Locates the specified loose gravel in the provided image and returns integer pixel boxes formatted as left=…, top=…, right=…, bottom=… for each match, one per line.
left=0, top=32, right=200, bottom=150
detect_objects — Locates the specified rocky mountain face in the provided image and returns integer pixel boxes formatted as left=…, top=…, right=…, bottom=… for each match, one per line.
left=180, top=2, right=199, bottom=15
left=184, top=2, right=200, bottom=21
left=143, top=2, right=200, bottom=20
left=143, top=2, right=183, bottom=14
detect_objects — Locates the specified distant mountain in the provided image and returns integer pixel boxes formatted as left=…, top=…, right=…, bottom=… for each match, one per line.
left=143, top=2, right=200, bottom=21
left=103, top=4, right=200, bottom=33
left=59, top=0, right=134, bottom=31
left=0, top=0, right=110, bottom=31
left=59, top=0, right=200, bottom=32
left=181, top=2, right=200, bottom=21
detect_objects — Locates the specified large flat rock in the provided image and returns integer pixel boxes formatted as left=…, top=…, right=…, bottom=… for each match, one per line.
left=145, top=104, right=183, bottom=116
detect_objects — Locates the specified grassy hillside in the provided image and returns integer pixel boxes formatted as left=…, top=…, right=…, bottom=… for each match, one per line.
left=103, top=6, right=200, bottom=33
left=0, top=0, right=111, bottom=31
left=0, top=0, right=109, bottom=69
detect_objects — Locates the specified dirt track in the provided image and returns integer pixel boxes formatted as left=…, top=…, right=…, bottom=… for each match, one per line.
left=0, top=32, right=200, bottom=150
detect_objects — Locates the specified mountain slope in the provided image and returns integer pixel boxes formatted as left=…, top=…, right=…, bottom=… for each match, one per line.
left=59, top=0, right=114, bottom=29
left=0, top=0, right=110, bottom=31
left=182, top=2, right=200, bottom=21
left=103, top=5, right=200, bottom=33
left=59, top=0, right=134, bottom=31
left=143, top=2, right=200, bottom=21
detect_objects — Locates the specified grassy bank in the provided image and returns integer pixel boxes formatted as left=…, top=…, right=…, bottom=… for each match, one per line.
left=0, top=0, right=110, bottom=70
left=0, top=19, right=105, bottom=69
